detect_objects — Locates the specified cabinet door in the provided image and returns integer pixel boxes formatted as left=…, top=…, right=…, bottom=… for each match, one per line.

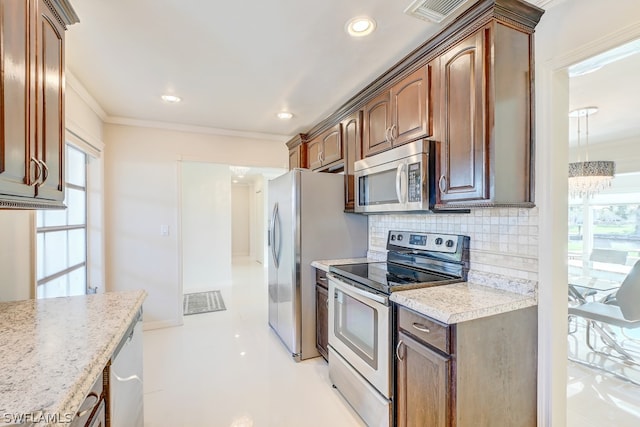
left=35, top=0, right=65, bottom=201
left=342, top=111, right=361, bottom=211
left=437, top=28, right=489, bottom=203
left=0, top=0, right=36, bottom=199
left=307, top=137, right=322, bottom=170
left=396, top=331, right=450, bottom=427
left=289, top=145, right=300, bottom=170
left=391, top=65, right=431, bottom=146
left=321, top=125, right=342, bottom=166
left=363, top=91, right=392, bottom=157
left=315, top=284, right=328, bottom=360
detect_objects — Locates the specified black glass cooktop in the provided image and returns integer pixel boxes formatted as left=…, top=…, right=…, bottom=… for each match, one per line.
left=329, top=262, right=458, bottom=294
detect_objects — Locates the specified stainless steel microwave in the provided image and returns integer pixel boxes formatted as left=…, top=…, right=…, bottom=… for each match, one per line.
left=354, top=139, right=434, bottom=214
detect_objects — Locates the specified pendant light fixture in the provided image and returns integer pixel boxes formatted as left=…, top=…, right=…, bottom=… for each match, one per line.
left=568, top=106, right=615, bottom=198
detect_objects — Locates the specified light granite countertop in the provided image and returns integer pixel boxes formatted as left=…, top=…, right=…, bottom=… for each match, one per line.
left=390, top=282, right=537, bottom=324
left=0, top=290, right=146, bottom=426
left=311, top=258, right=373, bottom=272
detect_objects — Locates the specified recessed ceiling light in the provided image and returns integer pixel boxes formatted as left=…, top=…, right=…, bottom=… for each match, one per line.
left=346, top=16, right=376, bottom=37
left=277, top=111, right=293, bottom=120
left=161, top=94, right=182, bottom=103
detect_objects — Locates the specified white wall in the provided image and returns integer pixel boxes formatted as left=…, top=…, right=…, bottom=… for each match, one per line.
left=0, top=78, right=104, bottom=302
left=534, top=0, right=640, bottom=425
left=0, top=211, right=34, bottom=301
left=232, top=184, right=251, bottom=257
left=181, top=162, right=232, bottom=294
left=250, top=177, right=265, bottom=264
left=104, top=124, right=287, bottom=329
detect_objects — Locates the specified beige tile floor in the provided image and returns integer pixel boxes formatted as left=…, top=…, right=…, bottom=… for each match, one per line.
left=142, top=258, right=640, bottom=426
left=142, top=258, right=364, bottom=427
left=567, top=319, right=640, bottom=426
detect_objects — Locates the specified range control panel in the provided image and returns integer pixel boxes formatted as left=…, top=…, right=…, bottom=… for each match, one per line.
left=387, top=231, right=461, bottom=253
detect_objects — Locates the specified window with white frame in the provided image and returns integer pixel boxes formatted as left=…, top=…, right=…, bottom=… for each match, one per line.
left=36, top=145, right=88, bottom=298
left=568, top=172, right=640, bottom=288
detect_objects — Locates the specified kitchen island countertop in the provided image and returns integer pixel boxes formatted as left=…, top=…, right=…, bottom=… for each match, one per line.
left=0, top=290, right=146, bottom=426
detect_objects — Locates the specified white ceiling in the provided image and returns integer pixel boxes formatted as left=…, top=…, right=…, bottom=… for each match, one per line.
left=569, top=50, right=640, bottom=147
left=66, top=0, right=551, bottom=140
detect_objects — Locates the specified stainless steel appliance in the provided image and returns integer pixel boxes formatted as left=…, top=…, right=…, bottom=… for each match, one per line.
left=268, top=169, right=368, bottom=361
left=328, top=230, right=470, bottom=427
left=354, top=139, right=435, bottom=214
left=110, top=309, right=144, bottom=427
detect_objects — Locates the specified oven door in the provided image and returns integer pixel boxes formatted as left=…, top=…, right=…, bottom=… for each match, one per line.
left=328, top=273, right=390, bottom=398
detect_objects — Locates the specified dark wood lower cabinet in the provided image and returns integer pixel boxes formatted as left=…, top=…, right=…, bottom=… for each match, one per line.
left=315, top=269, right=329, bottom=360
left=395, top=305, right=537, bottom=427
left=396, top=331, right=450, bottom=427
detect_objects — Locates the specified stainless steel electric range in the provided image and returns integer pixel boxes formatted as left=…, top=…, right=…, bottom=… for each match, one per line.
left=327, top=230, right=470, bottom=427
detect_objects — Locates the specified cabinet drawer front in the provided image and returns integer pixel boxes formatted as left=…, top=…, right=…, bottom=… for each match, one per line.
left=315, top=268, right=328, bottom=289
left=398, top=306, right=450, bottom=353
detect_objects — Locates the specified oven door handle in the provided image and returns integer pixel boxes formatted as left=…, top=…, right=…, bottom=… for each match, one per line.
left=328, top=273, right=388, bottom=305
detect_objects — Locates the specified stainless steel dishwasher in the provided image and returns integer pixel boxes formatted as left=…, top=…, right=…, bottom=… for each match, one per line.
left=110, top=309, right=144, bottom=427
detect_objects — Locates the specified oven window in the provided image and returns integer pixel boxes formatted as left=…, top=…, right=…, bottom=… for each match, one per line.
left=358, top=168, right=399, bottom=206
left=334, top=289, right=378, bottom=369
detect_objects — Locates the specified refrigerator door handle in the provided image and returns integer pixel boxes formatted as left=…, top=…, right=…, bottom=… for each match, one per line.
left=271, top=203, right=280, bottom=268
left=274, top=203, right=281, bottom=268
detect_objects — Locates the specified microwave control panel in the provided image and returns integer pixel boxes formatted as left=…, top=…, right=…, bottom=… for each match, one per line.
left=407, top=162, right=421, bottom=202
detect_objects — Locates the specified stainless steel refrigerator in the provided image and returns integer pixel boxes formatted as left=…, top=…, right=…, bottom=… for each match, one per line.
left=268, top=169, right=368, bottom=361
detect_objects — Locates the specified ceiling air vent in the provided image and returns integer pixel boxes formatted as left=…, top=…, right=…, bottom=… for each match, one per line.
left=404, top=0, right=469, bottom=23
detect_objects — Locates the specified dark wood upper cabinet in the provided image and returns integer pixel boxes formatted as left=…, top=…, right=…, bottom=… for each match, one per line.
left=35, top=0, right=66, bottom=202
left=435, top=28, right=488, bottom=204
left=0, top=0, right=34, bottom=200
left=286, top=134, right=307, bottom=170
left=307, top=124, right=343, bottom=171
left=0, top=0, right=77, bottom=209
left=286, top=0, right=543, bottom=208
left=363, top=65, right=431, bottom=157
left=363, top=91, right=392, bottom=157
left=342, top=111, right=362, bottom=211
left=434, top=21, right=536, bottom=207
left=391, top=65, right=431, bottom=146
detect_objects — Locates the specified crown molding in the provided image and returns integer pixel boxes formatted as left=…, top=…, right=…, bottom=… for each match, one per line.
left=66, top=71, right=108, bottom=121
left=105, top=116, right=291, bottom=142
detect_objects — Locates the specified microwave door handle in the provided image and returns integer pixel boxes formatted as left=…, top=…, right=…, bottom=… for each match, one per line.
left=395, top=163, right=405, bottom=203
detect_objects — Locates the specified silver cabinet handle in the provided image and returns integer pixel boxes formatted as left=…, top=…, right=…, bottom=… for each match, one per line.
left=390, top=124, right=397, bottom=142
left=412, top=322, right=431, bottom=333
left=396, top=340, right=404, bottom=361
left=438, top=175, right=446, bottom=194
left=76, top=392, right=100, bottom=418
left=30, top=157, right=42, bottom=186
left=318, top=277, right=327, bottom=282
left=39, top=160, right=49, bottom=184
left=385, top=127, right=392, bottom=144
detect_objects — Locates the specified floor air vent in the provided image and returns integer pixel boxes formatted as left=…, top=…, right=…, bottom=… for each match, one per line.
left=404, top=0, right=469, bottom=23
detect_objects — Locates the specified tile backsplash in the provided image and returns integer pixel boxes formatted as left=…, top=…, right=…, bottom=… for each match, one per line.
left=368, top=208, right=539, bottom=283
